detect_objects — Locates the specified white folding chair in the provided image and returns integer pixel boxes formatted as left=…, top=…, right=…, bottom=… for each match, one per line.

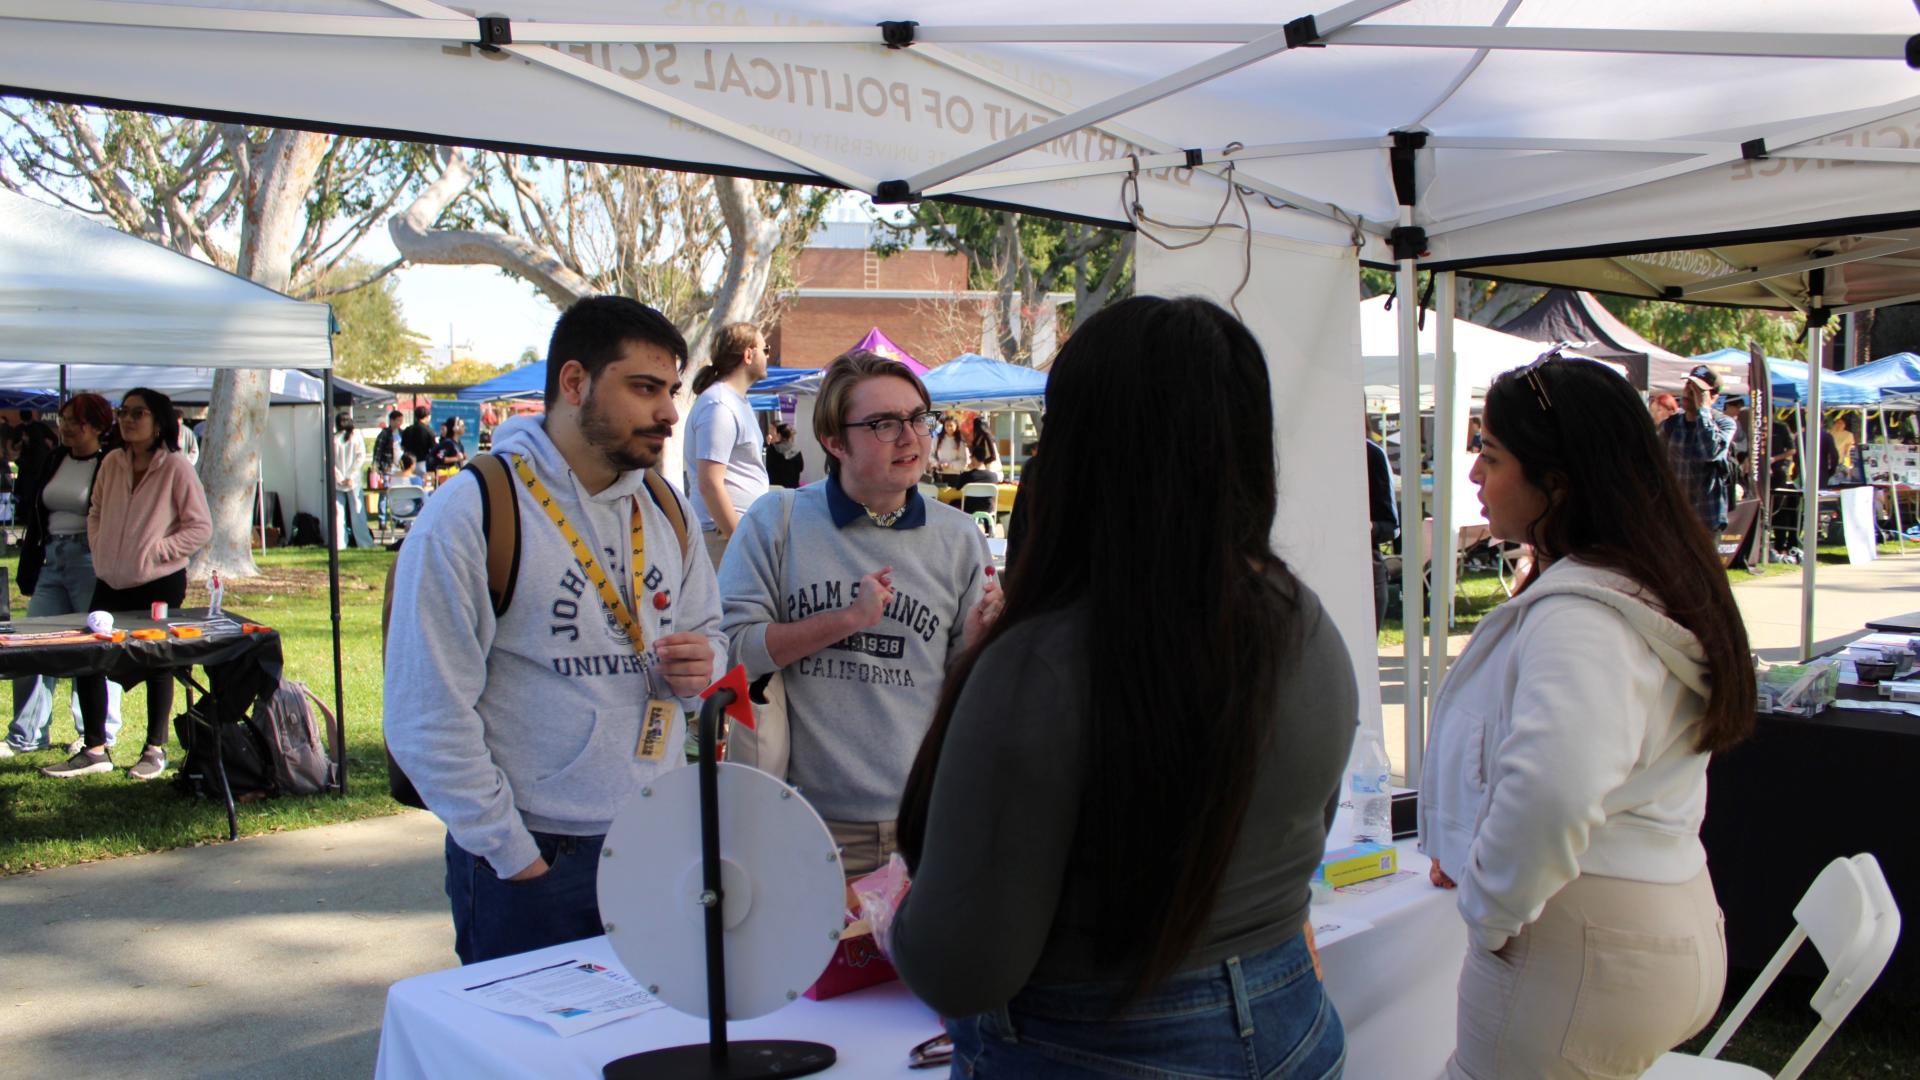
left=916, top=482, right=940, bottom=499
left=385, top=485, right=429, bottom=535
left=960, top=482, right=999, bottom=536
left=1645, top=853, right=1901, bottom=1080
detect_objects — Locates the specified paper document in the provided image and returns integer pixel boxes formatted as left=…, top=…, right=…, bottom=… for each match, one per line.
left=1333, top=870, right=1420, bottom=896
left=446, top=957, right=665, bottom=1037
left=1307, top=914, right=1373, bottom=949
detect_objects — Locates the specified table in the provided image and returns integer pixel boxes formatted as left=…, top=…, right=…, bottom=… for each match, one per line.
left=0, top=607, right=284, bottom=839
left=375, top=841, right=1463, bottom=1079
left=1702, top=679, right=1920, bottom=994
left=934, top=482, right=1017, bottom=514
left=1866, top=610, right=1920, bottom=634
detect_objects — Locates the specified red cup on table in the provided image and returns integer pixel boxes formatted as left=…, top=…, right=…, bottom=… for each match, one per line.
left=150, top=601, right=168, bottom=621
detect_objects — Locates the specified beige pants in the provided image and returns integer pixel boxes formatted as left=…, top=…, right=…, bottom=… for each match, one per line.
left=1447, top=868, right=1726, bottom=1080
left=826, top=819, right=898, bottom=879
left=701, top=528, right=730, bottom=576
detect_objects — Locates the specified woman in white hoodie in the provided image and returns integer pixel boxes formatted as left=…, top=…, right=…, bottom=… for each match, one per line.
left=1422, top=354, right=1754, bottom=1079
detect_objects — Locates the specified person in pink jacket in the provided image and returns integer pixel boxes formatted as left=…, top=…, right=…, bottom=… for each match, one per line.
left=43, top=387, right=212, bottom=781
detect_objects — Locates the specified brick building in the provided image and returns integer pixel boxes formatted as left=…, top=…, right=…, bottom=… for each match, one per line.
left=766, top=219, right=1063, bottom=368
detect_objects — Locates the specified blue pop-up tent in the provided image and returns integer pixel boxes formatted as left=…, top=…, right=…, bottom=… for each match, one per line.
left=456, top=361, right=546, bottom=402
left=919, top=353, right=1048, bottom=410
left=1846, top=353, right=1920, bottom=404
left=1690, top=348, right=1881, bottom=407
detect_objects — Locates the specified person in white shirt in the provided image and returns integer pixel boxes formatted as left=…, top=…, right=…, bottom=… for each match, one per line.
left=1422, top=354, right=1755, bottom=1080
left=683, top=322, right=770, bottom=570
left=332, top=412, right=374, bottom=548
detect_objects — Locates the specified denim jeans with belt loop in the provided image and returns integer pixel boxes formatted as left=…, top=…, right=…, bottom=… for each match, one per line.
left=946, top=932, right=1345, bottom=1078
left=444, top=831, right=608, bottom=965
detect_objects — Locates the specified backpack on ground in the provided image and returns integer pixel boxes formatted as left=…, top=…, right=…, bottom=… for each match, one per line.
left=379, top=454, right=690, bottom=810
left=255, top=679, right=342, bottom=796
left=290, top=511, right=324, bottom=546
left=175, top=697, right=276, bottom=801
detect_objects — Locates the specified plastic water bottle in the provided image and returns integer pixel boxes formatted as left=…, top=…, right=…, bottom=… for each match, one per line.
left=1349, top=730, right=1393, bottom=845
left=207, top=571, right=224, bottom=617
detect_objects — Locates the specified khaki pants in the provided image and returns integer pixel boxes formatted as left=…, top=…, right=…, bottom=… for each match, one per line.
left=1448, top=868, right=1726, bottom=1080
left=701, top=528, right=730, bottom=576
left=826, top=819, right=898, bottom=879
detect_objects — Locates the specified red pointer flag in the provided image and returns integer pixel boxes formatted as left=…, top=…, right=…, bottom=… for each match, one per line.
left=700, top=664, right=756, bottom=730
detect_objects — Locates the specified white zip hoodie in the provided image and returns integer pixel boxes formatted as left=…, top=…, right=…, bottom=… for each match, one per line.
left=384, top=417, right=727, bottom=879
left=1419, top=558, right=1716, bottom=952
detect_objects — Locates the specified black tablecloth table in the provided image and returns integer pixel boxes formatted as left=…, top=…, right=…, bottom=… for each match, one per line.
left=1866, top=610, right=1920, bottom=634
left=1702, top=682, right=1918, bottom=994
left=0, top=608, right=282, bottom=839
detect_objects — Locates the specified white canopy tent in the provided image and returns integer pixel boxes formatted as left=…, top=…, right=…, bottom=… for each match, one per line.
left=6, top=1, right=1917, bottom=773
left=0, top=184, right=348, bottom=793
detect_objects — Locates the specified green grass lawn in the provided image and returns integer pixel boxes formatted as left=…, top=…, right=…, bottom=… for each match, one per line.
left=0, top=547, right=405, bottom=875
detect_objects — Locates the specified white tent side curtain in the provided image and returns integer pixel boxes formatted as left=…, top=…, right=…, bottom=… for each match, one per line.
left=1, top=3, right=1917, bottom=267
left=0, top=188, right=333, bottom=369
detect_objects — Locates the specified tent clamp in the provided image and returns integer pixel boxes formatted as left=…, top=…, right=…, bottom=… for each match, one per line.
left=878, top=21, right=918, bottom=49
left=475, top=16, right=511, bottom=53
left=874, top=179, right=918, bottom=204
left=1184, top=148, right=1205, bottom=168
left=1284, top=15, right=1322, bottom=49
left=1662, top=286, right=1684, bottom=301
left=1389, top=225, right=1428, bottom=262
left=1389, top=130, right=1428, bottom=208
left=1908, top=34, right=1920, bottom=69
left=1741, top=138, right=1769, bottom=160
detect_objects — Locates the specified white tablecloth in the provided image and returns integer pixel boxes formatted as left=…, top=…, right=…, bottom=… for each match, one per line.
left=375, top=841, right=1463, bottom=1080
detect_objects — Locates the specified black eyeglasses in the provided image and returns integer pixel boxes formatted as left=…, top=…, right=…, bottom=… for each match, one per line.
left=848, top=411, right=941, bottom=443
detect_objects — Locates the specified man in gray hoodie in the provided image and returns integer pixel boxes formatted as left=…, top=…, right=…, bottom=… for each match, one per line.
left=386, top=296, right=725, bottom=964
left=720, top=350, right=994, bottom=876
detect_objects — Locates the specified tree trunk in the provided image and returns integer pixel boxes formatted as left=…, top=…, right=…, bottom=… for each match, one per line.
left=194, top=130, right=328, bottom=579
left=664, top=177, right=784, bottom=484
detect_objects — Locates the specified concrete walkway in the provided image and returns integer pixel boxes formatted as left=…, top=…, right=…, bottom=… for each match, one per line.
left=0, top=812, right=452, bottom=1079
left=2, top=554, right=1916, bottom=1079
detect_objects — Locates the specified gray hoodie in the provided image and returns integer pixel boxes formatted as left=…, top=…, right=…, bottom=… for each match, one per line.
left=384, top=416, right=727, bottom=878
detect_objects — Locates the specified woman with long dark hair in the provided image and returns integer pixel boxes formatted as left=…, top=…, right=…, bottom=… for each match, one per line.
left=890, top=296, right=1356, bottom=1078
left=1421, top=355, right=1753, bottom=1079
left=928, top=413, right=968, bottom=487
left=42, top=388, right=210, bottom=781
left=1, top=394, right=123, bottom=758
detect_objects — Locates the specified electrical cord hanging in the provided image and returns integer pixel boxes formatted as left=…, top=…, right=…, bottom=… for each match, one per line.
left=1121, top=148, right=1255, bottom=318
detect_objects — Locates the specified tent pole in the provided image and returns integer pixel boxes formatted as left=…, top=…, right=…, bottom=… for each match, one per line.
left=1427, top=271, right=1458, bottom=716
left=1799, top=275, right=1826, bottom=661
left=1395, top=253, right=1425, bottom=783
left=312, top=368, right=347, bottom=796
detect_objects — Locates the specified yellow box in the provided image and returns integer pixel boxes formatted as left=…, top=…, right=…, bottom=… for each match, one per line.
left=1316, top=842, right=1398, bottom=889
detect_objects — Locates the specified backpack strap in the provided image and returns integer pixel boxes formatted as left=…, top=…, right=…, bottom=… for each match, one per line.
left=468, top=454, right=520, bottom=617
left=642, top=467, right=691, bottom=558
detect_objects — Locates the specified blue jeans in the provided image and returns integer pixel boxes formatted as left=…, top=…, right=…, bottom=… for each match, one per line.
left=948, top=933, right=1344, bottom=1079
left=7, top=535, right=121, bottom=750
left=444, top=831, right=606, bottom=965
left=333, top=487, right=374, bottom=549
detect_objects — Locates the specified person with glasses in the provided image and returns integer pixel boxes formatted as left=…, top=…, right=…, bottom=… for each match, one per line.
left=43, top=387, right=211, bottom=781
left=888, top=298, right=1354, bottom=1078
left=719, top=349, right=996, bottom=877
left=0, top=394, right=123, bottom=760
left=1421, top=354, right=1753, bottom=1079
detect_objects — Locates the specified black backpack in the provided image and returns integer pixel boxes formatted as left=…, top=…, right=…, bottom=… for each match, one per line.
left=379, top=455, right=690, bottom=809
left=290, top=512, right=324, bottom=546
left=175, top=698, right=275, bottom=801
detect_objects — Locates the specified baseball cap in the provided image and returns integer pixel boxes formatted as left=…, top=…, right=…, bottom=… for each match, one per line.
left=1685, top=364, right=1720, bottom=392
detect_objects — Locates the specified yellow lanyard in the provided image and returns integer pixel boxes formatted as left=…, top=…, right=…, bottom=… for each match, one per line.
left=510, top=454, right=649, bottom=652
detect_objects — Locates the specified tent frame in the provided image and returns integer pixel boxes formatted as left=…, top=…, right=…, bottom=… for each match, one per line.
left=12, top=1, right=1916, bottom=248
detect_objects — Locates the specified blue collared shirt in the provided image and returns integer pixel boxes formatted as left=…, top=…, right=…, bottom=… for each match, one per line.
left=823, top=472, right=928, bottom=530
